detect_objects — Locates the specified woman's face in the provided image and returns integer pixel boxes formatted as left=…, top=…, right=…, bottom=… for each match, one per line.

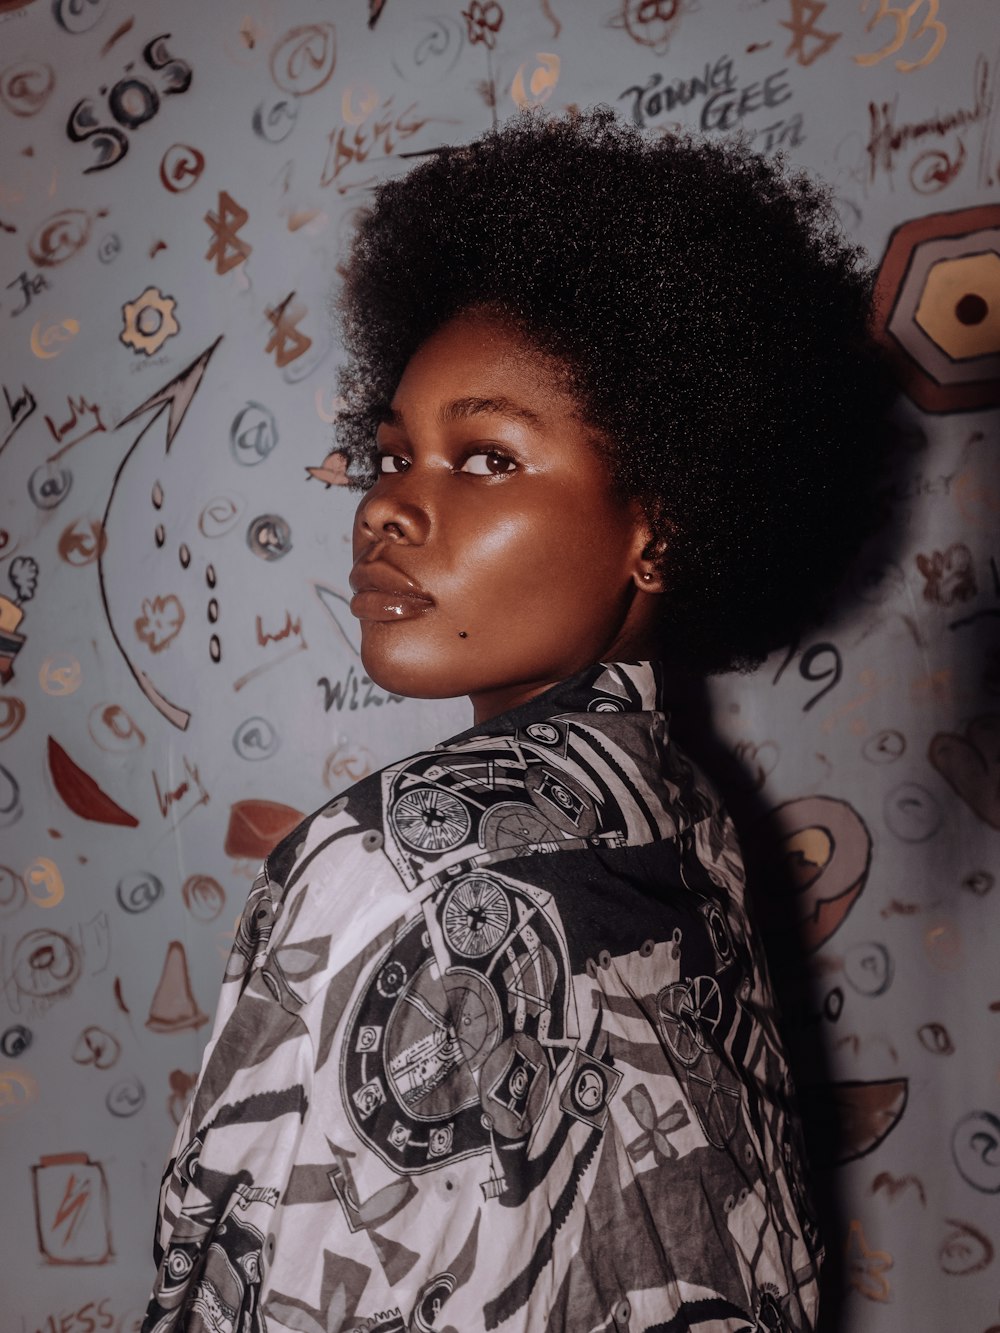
left=350, top=310, right=662, bottom=722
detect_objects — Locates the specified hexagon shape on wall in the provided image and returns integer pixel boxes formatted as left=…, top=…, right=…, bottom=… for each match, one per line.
left=872, top=204, right=1000, bottom=413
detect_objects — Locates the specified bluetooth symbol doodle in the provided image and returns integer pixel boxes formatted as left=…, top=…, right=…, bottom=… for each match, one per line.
left=204, top=190, right=252, bottom=274
left=264, top=291, right=312, bottom=369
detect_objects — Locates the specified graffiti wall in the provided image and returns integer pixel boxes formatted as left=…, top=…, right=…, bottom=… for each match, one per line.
left=0, top=0, right=997, bottom=1329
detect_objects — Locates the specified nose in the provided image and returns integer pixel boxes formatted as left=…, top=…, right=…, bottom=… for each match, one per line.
left=354, top=473, right=430, bottom=547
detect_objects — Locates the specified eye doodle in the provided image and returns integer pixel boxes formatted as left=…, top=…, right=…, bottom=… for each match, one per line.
left=883, top=782, right=943, bottom=842
left=72, top=1025, right=121, bottom=1069
left=844, top=941, right=893, bottom=996
left=511, top=53, right=561, bottom=109
left=950, top=1110, right=1000, bottom=1193
left=938, top=1217, right=994, bottom=1275
left=0, top=1025, right=32, bottom=1058
left=862, top=728, right=906, bottom=763
left=917, top=1021, right=954, bottom=1055
left=57, top=517, right=106, bottom=567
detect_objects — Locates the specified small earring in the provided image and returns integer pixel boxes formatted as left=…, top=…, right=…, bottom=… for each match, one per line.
left=641, top=570, right=653, bottom=583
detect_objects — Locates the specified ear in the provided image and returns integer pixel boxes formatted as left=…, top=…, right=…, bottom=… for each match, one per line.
left=629, top=522, right=666, bottom=593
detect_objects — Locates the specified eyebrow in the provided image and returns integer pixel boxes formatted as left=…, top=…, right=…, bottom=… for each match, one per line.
left=379, top=396, right=544, bottom=430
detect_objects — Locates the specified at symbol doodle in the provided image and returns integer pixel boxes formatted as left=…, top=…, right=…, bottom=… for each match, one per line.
left=269, top=23, right=337, bottom=95
left=28, top=209, right=91, bottom=267
left=391, top=787, right=471, bottom=853
left=442, top=875, right=511, bottom=957
left=159, top=143, right=205, bottom=193
left=0, top=62, right=55, bottom=118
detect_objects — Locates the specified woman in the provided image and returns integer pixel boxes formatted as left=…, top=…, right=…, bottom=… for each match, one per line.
left=143, top=111, right=888, bottom=1333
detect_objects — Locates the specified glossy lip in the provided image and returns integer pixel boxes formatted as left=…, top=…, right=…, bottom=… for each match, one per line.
left=349, top=559, right=434, bottom=622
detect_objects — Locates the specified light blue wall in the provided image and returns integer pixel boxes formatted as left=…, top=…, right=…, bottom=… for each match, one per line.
left=1, top=1, right=997, bottom=1329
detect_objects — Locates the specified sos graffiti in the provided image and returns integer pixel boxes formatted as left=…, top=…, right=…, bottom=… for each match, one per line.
left=67, top=35, right=192, bottom=174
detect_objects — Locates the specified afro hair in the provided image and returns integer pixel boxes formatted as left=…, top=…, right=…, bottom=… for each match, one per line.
left=335, top=108, right=892, bottom=675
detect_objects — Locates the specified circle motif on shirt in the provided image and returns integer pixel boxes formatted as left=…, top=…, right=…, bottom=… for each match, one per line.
left=390, top=786, right=471, bottom=853
left=442, top=875, right=511, bottom=957
left=656, top=976, right=722, bottom=1068
left=684, top=1046, right=741, bottom=1148
left=478, top=801, right=558, bottom=852
left=525, top=722, right=560, bottom=745
left=524, top=764, right=597, bottom=836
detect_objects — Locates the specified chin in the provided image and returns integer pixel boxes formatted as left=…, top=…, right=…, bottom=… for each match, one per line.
left=359, top=631, right=468, bottom=701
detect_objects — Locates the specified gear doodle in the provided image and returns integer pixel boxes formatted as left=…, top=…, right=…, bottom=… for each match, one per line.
left=120, top=286, right=180, bottom=356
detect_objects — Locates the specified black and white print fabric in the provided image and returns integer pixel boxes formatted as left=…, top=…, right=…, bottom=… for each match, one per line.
left=143, top=661, right=823, bottom=1333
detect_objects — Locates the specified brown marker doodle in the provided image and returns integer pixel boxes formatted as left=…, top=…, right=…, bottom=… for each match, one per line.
left=264, top=291, right=312, bottom=367
left=269, top=23, right=337, bottom=95
left=99, top=16, right=136, bottom=57
left=146, top=941, right=208, bottom=1033
left=939, top=1217, right=994, bottom=1276
left=224, top=799, right=305, bottom=860
left=780, top=0, right=840, bottom=67
left=610, top=0, right=680, bottom=55
left=159, top=142, right=205, bottom=193
left=32, top=1153, right=113, bottom=1265
left=167, top=1068, right=197, bottom=1124
left=871, top=1171, right=927, bottom=1206
left=255, top=609, right=305, bottom=648
left=87, top=702, right=145, bottom=754
left=151, top=755, right=209, bottom=823
left=929, top=713, right=1000, bottom=829
left=0, top=61, right=56, bottom=118
left=58, top=517, right=106, bottom=566
left=916, top=543, right=976, bottom=606
left=134, top=593, right=185, bottom=653
left=205, top=191, right=252, bottom=273
left=0, top=696, right=26, bottom=742
left=45, top=396, right=106, bottom=459
left=28, top=208, right=92, bottom=268
left=320, top=99, right=443, bottom=191
left=181, top=873, right=226, bottom=922
left=800, top=1077, right=908, bottom=1167
left=759, top=794, right=872, bottom=951
left=855, top=0, right=946, bottom=72
left=47, top=736, right=140, bottom=828
left=10, top=928, right=83, bottom=1007
left=71, top=1026, right=121, bottom=1070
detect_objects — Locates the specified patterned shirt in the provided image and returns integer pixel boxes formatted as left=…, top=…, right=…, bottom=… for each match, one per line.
left=143, top=661, right=822, bottom=1333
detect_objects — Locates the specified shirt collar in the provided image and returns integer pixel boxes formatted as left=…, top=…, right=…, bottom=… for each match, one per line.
left=439, top=660, right=667, bottom=748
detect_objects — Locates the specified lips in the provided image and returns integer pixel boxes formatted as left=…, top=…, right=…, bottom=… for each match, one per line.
left=349, top=560, right=434, bottom=622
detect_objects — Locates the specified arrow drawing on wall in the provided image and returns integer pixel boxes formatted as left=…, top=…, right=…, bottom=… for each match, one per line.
left=97, top=336, right=223, bottom=731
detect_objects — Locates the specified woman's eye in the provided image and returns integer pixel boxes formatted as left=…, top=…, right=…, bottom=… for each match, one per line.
left=461, top=450, right=516, bottom=476
left=378, top=452, right=410, bottom=474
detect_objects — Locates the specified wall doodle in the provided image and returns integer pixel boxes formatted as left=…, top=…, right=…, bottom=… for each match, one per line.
left=0, top=1, right=996, bottom=1327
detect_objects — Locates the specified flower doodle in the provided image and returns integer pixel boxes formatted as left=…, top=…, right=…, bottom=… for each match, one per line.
left=462, top=1, right=504, bottom=50
left=135, top=594, right=185, bottom=653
